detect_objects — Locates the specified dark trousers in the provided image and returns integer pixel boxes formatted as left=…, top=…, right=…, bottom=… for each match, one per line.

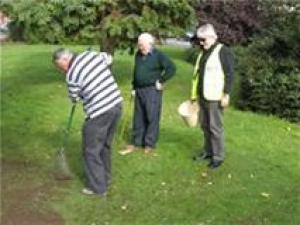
left=199, top=99, right=224, bottom=161
left=82, top=103, right=122, bottom=194
left=132, top=86, right=162, bottom=148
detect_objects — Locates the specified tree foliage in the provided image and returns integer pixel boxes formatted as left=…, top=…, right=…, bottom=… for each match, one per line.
left=0, top=0, right=196, bottom=53
left=236, top=10, right=300, bottom=123
left=195, top=0, right=269, bottom=45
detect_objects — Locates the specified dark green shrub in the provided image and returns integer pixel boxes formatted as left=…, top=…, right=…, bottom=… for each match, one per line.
left=236, top=11, right=300, bottom=123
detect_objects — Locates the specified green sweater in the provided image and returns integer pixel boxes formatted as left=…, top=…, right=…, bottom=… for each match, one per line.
left=132, top=48, right=176, bottom=88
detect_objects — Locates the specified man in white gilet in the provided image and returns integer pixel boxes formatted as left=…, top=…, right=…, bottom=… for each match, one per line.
left=191, top=24, right=234, bottom=169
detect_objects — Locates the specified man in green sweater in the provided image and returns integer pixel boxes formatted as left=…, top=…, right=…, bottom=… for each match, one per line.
left=120, top=33, right=176, bottom=155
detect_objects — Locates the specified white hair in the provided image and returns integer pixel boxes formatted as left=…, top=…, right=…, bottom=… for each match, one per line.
left=197, top=24, right=218, bottom=39
left=52, top=48, right=74, bottom=62
left=138, top=32, right=155, bottom=45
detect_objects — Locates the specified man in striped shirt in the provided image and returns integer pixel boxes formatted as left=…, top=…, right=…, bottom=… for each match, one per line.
left=53, top=48, right=123, bottom=196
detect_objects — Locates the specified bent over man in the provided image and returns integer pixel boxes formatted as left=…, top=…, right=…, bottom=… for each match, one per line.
left=53, top=48, right=123, bottom=196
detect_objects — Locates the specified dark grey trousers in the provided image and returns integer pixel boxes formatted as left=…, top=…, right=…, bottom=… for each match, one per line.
left=199, top=99, right=225, bottom=161
left=82, top=103, right=122, bottom=194
left=132, top=86, right=162, bottom=148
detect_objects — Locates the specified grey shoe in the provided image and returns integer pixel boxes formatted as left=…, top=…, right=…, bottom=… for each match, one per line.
left=119, top=145, right=138, bottom=155
left=81, top=188, right=95, bottom=195
left=81, top=188, right=107, bottom=197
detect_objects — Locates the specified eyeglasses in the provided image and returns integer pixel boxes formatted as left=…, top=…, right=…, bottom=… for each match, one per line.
left=198, top=38, right=206, bottom=43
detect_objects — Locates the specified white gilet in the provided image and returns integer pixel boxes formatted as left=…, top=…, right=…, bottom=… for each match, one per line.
left=203, top=44, right=225, bottom=101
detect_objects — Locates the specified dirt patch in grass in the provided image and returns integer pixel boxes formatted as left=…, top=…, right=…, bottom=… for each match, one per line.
left=1, top=160, right=65, bottom=225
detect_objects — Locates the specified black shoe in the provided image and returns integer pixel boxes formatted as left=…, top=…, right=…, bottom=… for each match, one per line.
left=193, top=153, right=211, bottom=161
left=208, top=160, right=223, bottom=169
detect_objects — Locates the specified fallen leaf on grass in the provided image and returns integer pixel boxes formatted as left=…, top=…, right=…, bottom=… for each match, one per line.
left=261, top=192, right=271, bottom=198
left=121, top=204, right=128, bottom=210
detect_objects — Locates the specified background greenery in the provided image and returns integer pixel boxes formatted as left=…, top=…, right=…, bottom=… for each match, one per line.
left=1, top=44, right=300, bottom=225
left=1, top=1, right=300, bottom=223
left=235, top=11, right=300, bottom=123
left=0, top=0, right=196, bottom=53
left=1, top=0, right=299, bottom=122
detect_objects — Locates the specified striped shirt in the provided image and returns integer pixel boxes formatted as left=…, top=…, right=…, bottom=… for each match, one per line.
left=66, top=51, right=123, bottom=119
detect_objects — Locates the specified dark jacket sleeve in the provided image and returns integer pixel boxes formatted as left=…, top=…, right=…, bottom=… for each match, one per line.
left=220, top=46, right=234, bottom=94
left=158, top=52, right=176, bottom=83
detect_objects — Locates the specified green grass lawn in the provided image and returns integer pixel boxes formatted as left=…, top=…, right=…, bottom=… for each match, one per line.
left=1, top=44, right=300, bottom=225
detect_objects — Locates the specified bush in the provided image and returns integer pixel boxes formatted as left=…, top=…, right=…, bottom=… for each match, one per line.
left=236, top=11, right=300, bottom=123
